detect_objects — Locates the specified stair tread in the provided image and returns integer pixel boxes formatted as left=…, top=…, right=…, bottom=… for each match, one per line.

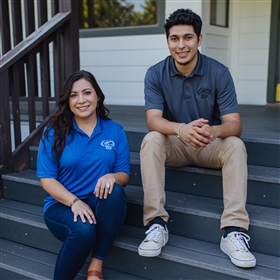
left=1, top=199, right=279, bottom=279
left=117, top=225, right=280, bottom=280
left=0, top=198, right=43, bottom=215
left=2, top=169, right=40, bottom=185
left=0, top=251, right=54, bottom=280
left=1, top=223, right=279, bottom=280
left=0, top=199, right=45, bottom=228
left=2, top=169, right=280, bottom=230
left=1, top=179, right=280, bottom=231
left=0, top=238, right=146, bottom=280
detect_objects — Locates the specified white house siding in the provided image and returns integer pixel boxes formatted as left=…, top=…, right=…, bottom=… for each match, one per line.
left=79, top=1, right=203, bottom=106
left=165, top=0, right=202, bottom=17
left=79, top=35, right=169, bottom=105
left=79, top=0, right=272, bottom=106
left=200, top=2, right=230, bottom=70
left=230, top=0, right=271, bottom=105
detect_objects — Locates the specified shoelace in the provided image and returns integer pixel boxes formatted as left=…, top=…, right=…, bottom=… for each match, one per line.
left=145, top=225, right=166, bottom=243
left=230, top=232, right=251, bottom=252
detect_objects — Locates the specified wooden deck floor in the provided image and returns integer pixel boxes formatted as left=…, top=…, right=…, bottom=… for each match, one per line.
left=107, top=104, right=280, bottom=142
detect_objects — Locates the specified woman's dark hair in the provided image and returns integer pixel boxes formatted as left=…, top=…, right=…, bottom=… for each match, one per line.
left=44, top=70, right=110, bottom=161
left=164, top=8, right=202, bottom=39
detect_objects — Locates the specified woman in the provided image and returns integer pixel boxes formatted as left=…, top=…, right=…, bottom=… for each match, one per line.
left=37, top=70, right=130, bottom=280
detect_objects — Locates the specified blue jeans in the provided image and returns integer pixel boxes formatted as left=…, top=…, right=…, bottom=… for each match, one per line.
left=44, top=184, right=126, bottom=280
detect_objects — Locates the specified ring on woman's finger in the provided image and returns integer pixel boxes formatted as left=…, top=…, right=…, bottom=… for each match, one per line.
left=106, top=183, right=110, bottom=189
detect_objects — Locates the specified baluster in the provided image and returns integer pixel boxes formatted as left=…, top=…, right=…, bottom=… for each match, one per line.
left=0, top=0, right=11, bottom=54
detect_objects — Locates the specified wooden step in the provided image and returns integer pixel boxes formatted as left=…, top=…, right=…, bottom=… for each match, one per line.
left=2, top=169, right=280, bottom=257
left=7, top=149, right=280, bottom=209
left=124, top=131, right=280, bottom=168
left=0, top=238, right=145, bottom=280
left=32, top=135, right=280, bottom=168
left=3, top=104, right=279, bottom=279
left=129, top=152, right=280, bottom=209
left=1, top=175, right=280, bottom=258
left=124, top=185, right=280, bottom=258
left=2, top=170, right=46, bottom=207
left=0, top=199, right=279, bottom=280
left=114, top=225, right=280, bottom=280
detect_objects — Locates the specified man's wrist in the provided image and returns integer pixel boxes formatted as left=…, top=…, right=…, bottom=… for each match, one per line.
left=177, top=123, right=185, bottom=139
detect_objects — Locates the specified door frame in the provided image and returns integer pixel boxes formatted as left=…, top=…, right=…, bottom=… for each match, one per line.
left=267, top=0, right=280, bottom=103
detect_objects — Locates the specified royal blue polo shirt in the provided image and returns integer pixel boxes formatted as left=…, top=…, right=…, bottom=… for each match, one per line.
left=144, top=51, right=239, bottom=125
left=37, top=115, right=130, bottom=213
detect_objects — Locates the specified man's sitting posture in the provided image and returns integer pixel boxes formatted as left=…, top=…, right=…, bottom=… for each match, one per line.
left=138, top=8, right=256, bottom=268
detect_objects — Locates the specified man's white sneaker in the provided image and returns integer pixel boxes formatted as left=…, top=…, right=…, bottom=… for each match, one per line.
left=220, top=231, right=256, bottom=268
left=138, top=224, right=168, bottom=257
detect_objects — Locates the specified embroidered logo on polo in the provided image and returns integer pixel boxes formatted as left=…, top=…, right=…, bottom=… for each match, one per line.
left=101, top=140, right=115, bottom=150
left=198, top=88, right=211, bottom=99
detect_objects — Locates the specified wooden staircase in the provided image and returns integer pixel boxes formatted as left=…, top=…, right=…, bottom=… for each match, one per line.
left=0, top=105, right=279, bottom=279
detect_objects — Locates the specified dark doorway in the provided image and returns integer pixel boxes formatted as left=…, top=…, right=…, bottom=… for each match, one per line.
left=267, top=0, right=280, bottom=103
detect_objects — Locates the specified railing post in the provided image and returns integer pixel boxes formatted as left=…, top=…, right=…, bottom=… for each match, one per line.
left=0, top=70, right=13, bottom=174
left=0, top=0, right=11, bottom=54
left=58, top=0, right=80, bottom=77
left=0, top=0, right=81, bottom=176
left=0, top=165, right=3, bottom=198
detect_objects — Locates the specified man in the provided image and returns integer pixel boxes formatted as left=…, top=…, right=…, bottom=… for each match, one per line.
left=137, top=8, right=256, bottom=268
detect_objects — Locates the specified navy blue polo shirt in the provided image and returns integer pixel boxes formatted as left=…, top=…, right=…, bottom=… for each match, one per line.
left=144, top=51, right=239, bottom=125
left=37, top=116, right=130, bottom=213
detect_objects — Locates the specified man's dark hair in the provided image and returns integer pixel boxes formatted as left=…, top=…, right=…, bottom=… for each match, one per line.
left=164, top=8, right=202, bottom=39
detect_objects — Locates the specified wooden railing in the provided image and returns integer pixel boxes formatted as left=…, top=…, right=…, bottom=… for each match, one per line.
left=0, top=0, right=80, bottom=197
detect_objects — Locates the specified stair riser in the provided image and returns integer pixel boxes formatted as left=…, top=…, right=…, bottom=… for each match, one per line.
left=244, top=141, right=280, bottom=168
left=0, top=269, right=32, bottom=280
left=130, top=164, right=280, bottom=209
left=3, top=180, right=46, bottom=207
left=4, top=172, right=280, bottom=211
left=0, top=219, right=60, bottom=255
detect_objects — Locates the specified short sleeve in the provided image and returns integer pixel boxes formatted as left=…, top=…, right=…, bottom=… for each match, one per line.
left=37, top=130, right=59, bottom=179
left=113, top=128, right=130, bottom=175
left=144, top=67, right=165, bottom=112
left=216, top=68, right=239, bottom=116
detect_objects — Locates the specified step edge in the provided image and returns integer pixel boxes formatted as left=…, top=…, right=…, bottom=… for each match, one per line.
left=241, top=137, right=280, bottom=145
left=3, top=161, right=280, bottom=184
left=0, top=262, right=51, bottom=280
left=2, top=174, right=41, bottom=186
left=113, top=237, right=279, bottom=280
left=0, top=212, right=47, bottom=229
left=1, top=192, right=279, bottom=231
left=0, top=239, right=146, bottom=280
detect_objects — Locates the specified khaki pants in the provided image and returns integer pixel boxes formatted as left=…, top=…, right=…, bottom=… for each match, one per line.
left=140, top=131, right=250, bottom=231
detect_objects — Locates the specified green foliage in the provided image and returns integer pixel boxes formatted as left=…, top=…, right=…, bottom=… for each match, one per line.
left=80, top=0, right=157, bottom=29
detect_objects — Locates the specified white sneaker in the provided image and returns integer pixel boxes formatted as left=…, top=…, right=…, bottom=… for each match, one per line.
left=138, top=224, right=169, bottom=257
left=220, top=231, right=256, bottom=268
